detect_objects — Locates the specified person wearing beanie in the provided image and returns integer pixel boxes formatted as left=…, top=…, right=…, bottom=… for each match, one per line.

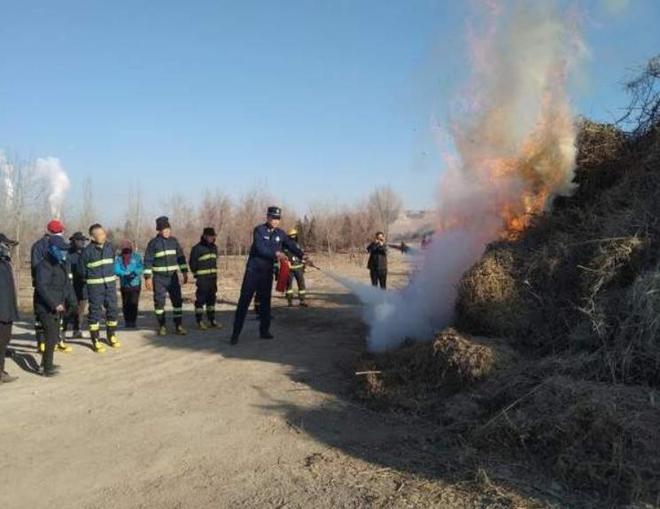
left=62, top=232, right=89, bottom=340
left=143, top=216, right=189, bottom=336
left=0, top=233, right=20, bottom=383
left=189, top=227, right=220, bottom=330
left=230, top=206, right=304, bottom=345
left=34, top=235, right=77, bottom=376
left=30, top=219, right=66, bottom=354
left=80, top=224, right=120, bottom=352
left=114, top=240, right=143, bottom=328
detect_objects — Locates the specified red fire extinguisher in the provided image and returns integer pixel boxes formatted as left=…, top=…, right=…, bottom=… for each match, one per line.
left=276, top=258, right=290, bottom=293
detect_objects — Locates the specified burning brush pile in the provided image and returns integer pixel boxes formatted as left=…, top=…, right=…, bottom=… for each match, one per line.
left=356, top=117, right=660, bottom=505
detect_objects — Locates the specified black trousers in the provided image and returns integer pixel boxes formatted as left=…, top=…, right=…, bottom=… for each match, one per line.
left=0, top=321, right=11, bottom=373
left=370, top=270, right=387, bottom=289
left=121, top=287, right=141, bottom=326
left=33, top=290, right=44, bottom=342
left=153, top=273, right=183, bottom=326
left=63, top=299, right=87, bottom=332
left=233, top=267, right=273, bottom=337
left=37, top=311, right=60, bottom=370
left=195, top=278, right=217, bottom=322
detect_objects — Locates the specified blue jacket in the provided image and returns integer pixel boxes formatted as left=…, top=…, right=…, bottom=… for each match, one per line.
left=247, top=224, right=303, bottom=272
left=114, top=252, right=144, bottom=289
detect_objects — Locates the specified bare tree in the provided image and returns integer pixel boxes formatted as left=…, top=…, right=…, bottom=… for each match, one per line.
left=367, top=186, right=402, bottom=236
left=78, top=177, right=96, bottom=233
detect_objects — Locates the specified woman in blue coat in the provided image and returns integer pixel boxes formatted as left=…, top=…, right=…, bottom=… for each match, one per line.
left=114, top=240, right=144, bottom=328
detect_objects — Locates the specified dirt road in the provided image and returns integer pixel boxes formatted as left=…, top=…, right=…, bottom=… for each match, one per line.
left=0, top=257, right=544, bottom=508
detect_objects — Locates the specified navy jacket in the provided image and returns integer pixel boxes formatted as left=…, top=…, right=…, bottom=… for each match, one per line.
left=30, top=235, right=50, bottom=287
left=247, top=224, right=303, bottom=272
left=35, top=256, right=77, bottom=315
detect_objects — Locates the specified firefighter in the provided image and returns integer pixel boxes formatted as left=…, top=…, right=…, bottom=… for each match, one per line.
left=34, top=235, right=77, bottom=376
left=367, top=231, right=388, bottom=289
left=189, top=227, right=219, bottom=330
left=0, top=233, right=19, bottom=383
left=230, top=206, right=304, bottom=345
left=143, top=216, right=189, bottom=336
left=63, top=232, right=88, bottom=339
left=31, top=219, right=66, bottom=354
left=284, top=228, right=307, bottom=307
left=80, top=224, right=120, bottom=352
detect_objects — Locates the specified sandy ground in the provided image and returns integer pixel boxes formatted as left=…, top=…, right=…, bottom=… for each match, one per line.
left=0, top=255, right=551, bottom=509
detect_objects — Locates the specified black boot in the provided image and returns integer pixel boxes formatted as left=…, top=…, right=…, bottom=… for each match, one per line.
left=260, top=331, right=274, bottom=340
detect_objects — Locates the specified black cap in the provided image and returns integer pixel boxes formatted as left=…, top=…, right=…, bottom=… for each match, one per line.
left=70, top=232, right=88, bottom=242
left=156, top=216, right=171, bottom=231
left=267, top=206, right=282, bottom=219
left=203, top=227, right=216, bottom=237
left=0, top=233, right=18, bottom=246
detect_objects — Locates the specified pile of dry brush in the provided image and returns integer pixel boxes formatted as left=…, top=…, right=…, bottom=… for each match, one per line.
left=356, top=60, right=660, bottom=506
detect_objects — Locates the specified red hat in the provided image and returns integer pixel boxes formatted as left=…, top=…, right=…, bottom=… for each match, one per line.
left=47, top=219, right=64, bottom=234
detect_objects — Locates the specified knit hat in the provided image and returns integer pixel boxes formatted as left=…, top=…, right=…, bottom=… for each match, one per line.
left=47, top=219, right=64, bottom=234
left=156, top=216, right=171, bottom=231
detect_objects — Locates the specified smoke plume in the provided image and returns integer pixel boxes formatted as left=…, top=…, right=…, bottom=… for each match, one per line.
left=36, top=157, right=71, bottom=218
left=344, top=2, right=584, bottom=352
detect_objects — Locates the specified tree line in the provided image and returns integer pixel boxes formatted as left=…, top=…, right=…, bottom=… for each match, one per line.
left=0, top=155, right=403, bottom=271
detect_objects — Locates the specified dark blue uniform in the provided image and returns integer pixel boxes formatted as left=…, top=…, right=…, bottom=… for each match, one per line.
left=80, top=242, right=119, bottom=340
left=143, top=235, right=188, bottom=327
left=232, top=224, right=303, bottom=339
left=63, top=246, right=87, bottom=334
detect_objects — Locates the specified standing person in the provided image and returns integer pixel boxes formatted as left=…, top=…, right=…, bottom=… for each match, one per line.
left=80, top=224, right=120, bottom=352
left=31, top=219, right=66, bottom=353
left=143, top=216, right=189, bottom=336
left=63, top=232, right=89, bottom=340
left=284, top=228, right=307, bottom=307
left=34, top=235, right=77, bottom=377
left=189, top=227, right=219, bottom=330
left=114, top=240, right=143, bottom=328
left=367, top=231, right=388, bottom=290
left=0, top=233, right=19, bottom=383
left=230, top=206, right=304, bottom=345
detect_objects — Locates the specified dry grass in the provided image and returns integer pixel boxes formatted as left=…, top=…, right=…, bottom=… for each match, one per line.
left=355, top=120, right=660, bottom=506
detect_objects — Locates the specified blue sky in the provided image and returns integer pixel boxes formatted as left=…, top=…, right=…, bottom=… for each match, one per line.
left=0, top=1, right=658, bottom=220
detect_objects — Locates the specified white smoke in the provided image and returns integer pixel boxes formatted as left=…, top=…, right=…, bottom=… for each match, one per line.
left=35, top=157, right=71, bottom=218
left=340, top=2, right=585, bottom=352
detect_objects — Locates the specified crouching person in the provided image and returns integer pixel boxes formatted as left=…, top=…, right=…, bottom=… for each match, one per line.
left=35, top=235, right=77, bottom=377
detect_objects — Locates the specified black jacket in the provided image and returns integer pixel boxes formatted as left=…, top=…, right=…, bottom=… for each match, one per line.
left=189, top=238, right=218, bottom=279
left=35, top=256, right=77, bottom=315
left=0, top=259, right=19, bottom=322
left=80, top=242, right=117, bottom=287
left=144, top=235, right=188, bottom=278
left=367, top=242, right=388, bottom=272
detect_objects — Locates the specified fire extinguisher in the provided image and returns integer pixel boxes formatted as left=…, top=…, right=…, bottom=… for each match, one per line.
left=276, top=258, right=290, bottom=293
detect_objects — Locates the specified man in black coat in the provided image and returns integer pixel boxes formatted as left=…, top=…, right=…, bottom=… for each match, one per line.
left=0, top=233, right=19, bottom=383
left=35, top=235, right=77, bottom=376
left=367, top=231, right=388, bottom=290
